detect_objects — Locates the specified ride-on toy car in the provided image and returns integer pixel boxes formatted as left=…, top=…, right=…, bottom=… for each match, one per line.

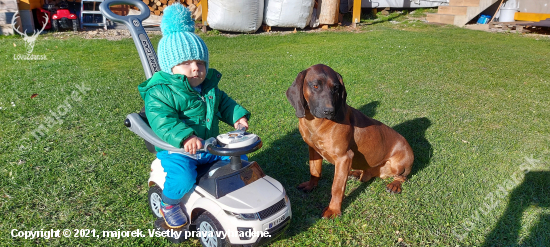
left=51, top=0, right=79, bottom=32
left=100, top=1, right=291, bottom=246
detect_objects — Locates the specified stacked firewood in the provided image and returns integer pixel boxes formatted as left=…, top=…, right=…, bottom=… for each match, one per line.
left=135, top=0, right=202, bottom=19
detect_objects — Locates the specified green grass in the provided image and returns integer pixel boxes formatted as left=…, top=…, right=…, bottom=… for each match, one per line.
left=1, top=18, right=550, bottom=246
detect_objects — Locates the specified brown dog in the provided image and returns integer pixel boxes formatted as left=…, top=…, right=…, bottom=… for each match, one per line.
left=286, top=64, right=414, bottom=218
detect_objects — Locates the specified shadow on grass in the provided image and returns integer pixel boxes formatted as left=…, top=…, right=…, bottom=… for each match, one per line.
left=254, top=101, right=432, bottom=240
left=482, top=171, right=550, bottom=246
left=356, top=6, right=409, bottom=25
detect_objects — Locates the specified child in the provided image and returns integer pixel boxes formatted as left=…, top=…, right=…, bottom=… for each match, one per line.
left=138, top=3, right=250, bottom=228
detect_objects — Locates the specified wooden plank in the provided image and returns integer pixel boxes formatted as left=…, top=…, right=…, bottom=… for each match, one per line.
left=489, top=21, right=531, bottom=33
left=352, top=0, right=361, bottom=26
left=490, top=0, right=504, bottom=23
left=201, top=0, right=207, bottom=26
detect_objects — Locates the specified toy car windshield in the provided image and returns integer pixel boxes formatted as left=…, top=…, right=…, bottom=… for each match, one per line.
left=216, top=162, right=266, bottom=198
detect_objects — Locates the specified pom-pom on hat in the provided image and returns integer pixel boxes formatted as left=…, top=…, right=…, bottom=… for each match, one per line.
left=158, top=3, right=209, bottom=74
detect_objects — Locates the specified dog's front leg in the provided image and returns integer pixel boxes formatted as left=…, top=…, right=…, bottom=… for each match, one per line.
left=297, top=146, right=323, bottom=192
left=322, top=149, right=354, bottom=219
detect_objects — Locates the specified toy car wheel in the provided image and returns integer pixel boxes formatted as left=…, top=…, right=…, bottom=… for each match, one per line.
left=52, top=19, right=59, bottom=32
left=147, top=185, right=163, bottom=219
left=72, top=18, right=79, bottom=32
left=105, top=19, right=113, bottom=29
left=196, top=212, right=229, bottom=247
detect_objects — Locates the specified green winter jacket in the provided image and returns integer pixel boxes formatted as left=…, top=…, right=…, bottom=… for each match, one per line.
left=138, top=69, right=250, bottom=152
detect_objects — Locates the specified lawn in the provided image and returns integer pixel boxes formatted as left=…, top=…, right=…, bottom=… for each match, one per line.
left=1, top=15, right=550, bottom=246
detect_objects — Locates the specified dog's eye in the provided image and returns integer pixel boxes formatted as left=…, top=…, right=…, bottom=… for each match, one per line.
left=314, top=85, right=318, bottom=89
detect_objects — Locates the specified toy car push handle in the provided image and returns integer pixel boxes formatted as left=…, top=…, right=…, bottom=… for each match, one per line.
left=125, top=113, right=205, bottom=153
left=125, top=113, right=261, bottom=157
left=99, top=0, right=160, bottom=79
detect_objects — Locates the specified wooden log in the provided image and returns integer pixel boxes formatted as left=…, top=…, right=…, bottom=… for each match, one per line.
left=148, top=5, right=155, bottom=11
left=188, top=4, right=196, bottom=13
left=143, top=0, right=149, bottom=5
left=192, top=3, right=202, bottom=21
left=154, top=10, right=161, bottom=15
left=185, top=0, right=193, bottom=6
left=318, top=0, right=339, bottom=25
left=160, top=0, right=167, bottom=5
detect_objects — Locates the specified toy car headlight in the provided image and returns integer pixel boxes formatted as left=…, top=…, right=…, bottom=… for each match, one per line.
left=224, top=210, right=259, bottom=221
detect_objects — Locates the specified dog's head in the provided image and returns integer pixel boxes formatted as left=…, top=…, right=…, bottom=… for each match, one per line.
left=286, top=64, right=347, bottom=122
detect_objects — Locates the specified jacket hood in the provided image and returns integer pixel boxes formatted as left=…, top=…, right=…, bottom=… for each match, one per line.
left=138, top=69, right=219, bottom=99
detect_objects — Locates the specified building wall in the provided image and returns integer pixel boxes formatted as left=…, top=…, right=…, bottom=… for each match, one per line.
left=519, top=0, right=550, bottom=14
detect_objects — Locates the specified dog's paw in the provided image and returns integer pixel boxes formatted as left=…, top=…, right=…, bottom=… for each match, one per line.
left=348, top=170, right=362, bottom=180
left=322, top=207, right=342, bottom=219
left=386, top=181, right=403, bottom=194
left=297, top=181, right=317, bottom=192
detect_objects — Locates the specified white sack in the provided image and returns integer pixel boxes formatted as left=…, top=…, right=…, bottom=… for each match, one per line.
left=207, top=0, right=264, bottom=33
left=264, top=0, right=315, bottom=28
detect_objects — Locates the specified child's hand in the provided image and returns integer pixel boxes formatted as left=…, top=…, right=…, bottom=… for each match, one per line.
left=182, top=135, right=203, bottom=154
left=234, top=117, right=249, bottom=130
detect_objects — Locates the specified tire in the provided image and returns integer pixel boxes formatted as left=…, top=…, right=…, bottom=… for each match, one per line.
left=147, top=185, right=163, bottom=219
left=72, top=18, right=79, bottom=32
left=52, top=19, right=59, bottom=32
left=105, top=19, right=113, bottom=29
left=196, top=212, right=230, bottom=247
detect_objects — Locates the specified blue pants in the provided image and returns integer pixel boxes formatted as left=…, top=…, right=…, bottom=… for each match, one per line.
left=156, top=151, right=247, bottom=205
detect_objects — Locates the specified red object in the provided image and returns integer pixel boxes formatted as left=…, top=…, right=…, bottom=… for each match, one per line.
left=52, top=9, right=77, bottom=20
left=32, top=8, right=52, bottom=30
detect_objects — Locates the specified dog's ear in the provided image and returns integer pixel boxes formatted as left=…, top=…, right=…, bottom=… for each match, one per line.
left=286, top=70, right=308, bottom=118
left=335, top=72, right=347, bottom=122
left=335, top=72, right=347, bottom=103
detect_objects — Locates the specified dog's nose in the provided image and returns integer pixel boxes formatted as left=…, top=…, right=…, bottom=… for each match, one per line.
left=323, top=108, right=335, bottom=116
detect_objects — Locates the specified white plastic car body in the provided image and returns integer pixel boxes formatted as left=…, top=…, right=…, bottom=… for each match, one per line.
left=147, top=153, right=291, bottom=246
left=124, top=113, right=291, bottom=246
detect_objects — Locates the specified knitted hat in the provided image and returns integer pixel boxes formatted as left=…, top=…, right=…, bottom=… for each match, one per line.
left=158, top=3, right=209, bottom=74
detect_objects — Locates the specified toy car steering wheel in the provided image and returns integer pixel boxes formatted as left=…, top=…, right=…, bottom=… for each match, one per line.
left=202, top=129, right=263, bottom=157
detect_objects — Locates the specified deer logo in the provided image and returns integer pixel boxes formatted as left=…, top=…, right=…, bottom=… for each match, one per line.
left=11, top=11, right=48, bottom=54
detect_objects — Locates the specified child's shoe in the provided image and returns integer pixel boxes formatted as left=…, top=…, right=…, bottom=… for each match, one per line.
left=160, top=202, right=188, bottom=228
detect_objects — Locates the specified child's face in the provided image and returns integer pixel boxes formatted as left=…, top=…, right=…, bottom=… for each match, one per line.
left=172, top=60, right=206, bottom=87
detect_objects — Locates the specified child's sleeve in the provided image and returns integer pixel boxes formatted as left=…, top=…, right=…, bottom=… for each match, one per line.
left=217, top=89, right=251, bottom=125
left=144, top=87, right=195, bottom=148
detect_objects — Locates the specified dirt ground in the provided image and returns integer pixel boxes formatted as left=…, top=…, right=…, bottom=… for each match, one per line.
left=48, top=14, right=550, bottom=41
